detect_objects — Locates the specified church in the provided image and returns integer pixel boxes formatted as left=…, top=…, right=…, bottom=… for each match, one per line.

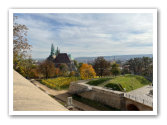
left=47, top=44, right=76, bottom=71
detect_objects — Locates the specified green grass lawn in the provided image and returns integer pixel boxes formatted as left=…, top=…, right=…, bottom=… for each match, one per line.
left=39, top=77, right=79, bottom=90
left=86, top=74, right=151, bottom=92
left=105, top=74, right=151, bottom=92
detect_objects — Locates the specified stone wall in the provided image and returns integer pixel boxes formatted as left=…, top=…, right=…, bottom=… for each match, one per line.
left=69, top=81, right=124, bottom=109
left=69, top=81, right=153, bottom=111
left=68, top=81, right=92, bottom=94
left=125, top=98, right=153, bottom=111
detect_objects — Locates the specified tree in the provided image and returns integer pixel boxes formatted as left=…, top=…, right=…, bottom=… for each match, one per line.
left=127, top=58, right=142, bottom=74
left=69, top=71, right=75, bottom=77
left=29, top=67, right=41, bottom=78
left=127, top=57, right=153, bottom=76
left=55, top=68, right=60, bottom=77
left=58, top=63, right=69, bottom=76
left=111, top=63, right=120, bottom=76
left=38, top=60, right=55, bottom=78
left=21, top=58, right=35, bottom=78
left=74, top=60, right=79, bottom=68
left=121, top=64, right=131, bottom=75
left=15, top=58, right=39, bottom=78
left=80, top=64, right=96, bottom=80
left=93, top=57, right=110, bottom=77
left=13, top=16, right=31, bottom=70
left=78, top=62, right=83, bottom=69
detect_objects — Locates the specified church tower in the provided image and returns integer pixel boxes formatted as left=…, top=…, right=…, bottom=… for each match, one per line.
left=50, top=43, right=55, bottom=56
left=55, top=46, right=60, bottom=56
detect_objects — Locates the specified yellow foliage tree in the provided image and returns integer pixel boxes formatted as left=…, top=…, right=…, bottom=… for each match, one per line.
left=80, top=63, right=96, bottom=80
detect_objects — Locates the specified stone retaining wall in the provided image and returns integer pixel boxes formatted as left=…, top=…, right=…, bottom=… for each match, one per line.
left=125, top=98, right=153, bottom=111
left=69, top=81, right=124, bottom=109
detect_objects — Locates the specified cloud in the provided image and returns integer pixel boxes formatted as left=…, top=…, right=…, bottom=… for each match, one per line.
left=14, top=13, right=153, bottom=58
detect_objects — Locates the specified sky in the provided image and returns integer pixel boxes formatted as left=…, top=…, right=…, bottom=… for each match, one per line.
left=14, top=13, right=153, bottom=59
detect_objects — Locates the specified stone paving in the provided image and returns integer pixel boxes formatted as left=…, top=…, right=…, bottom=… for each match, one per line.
left=13, top=70, right=68, bottom=111
left=125, top=85, right=153, bottom=107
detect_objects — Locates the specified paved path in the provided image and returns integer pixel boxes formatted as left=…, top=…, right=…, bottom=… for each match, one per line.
left=31, top=80, right=99, bottom=111
left=13, top=70, right=68, bottom=111
left=125, top=85, right=153, bottom=107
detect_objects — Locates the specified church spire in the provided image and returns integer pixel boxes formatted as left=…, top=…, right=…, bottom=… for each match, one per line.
left=55, top=46, right=60, bottom=56
left=50, top=43, right=55, bottom=56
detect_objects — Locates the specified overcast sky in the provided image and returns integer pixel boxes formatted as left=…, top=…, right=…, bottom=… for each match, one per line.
left=14, top=13, right=153, bottom=59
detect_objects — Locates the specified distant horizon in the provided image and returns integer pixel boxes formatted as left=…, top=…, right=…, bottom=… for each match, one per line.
left=74, top=53, right=153, bottom=58
left=33, top=53, right=153, bottom=60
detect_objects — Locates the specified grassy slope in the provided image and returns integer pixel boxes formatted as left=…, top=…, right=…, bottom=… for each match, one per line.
left=86, top=77, right=112, bottom=86
left=105, top=74, right=151, bottom=92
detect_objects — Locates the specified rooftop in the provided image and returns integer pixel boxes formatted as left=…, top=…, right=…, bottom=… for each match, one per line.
left=54, top=53, right=71, bottom=64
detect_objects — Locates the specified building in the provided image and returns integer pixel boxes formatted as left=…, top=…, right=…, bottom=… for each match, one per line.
left=47, top=44, right=76, bottom=71
left=54, top=53, right=76, bottom=71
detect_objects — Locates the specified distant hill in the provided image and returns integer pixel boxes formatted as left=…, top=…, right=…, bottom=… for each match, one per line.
left=74, top=54, right=153, bottom=63
left=34, top=54, right=153, bottom=64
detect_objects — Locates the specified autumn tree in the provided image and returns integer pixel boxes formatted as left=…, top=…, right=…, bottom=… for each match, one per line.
left=21, top=58, right=35, bottom=78
left=13, top=16, right=31, bottom=71
left=29, top=67, right=41, bottom=78
left=38, top=60, right=55, bottom=78
left=111, top=63, right=120, bottom=76
left=80, top=64, right=96, bottom=80
left=55, top=68, right=60, bottom=77
left=93, top=57, right=110, bottom=77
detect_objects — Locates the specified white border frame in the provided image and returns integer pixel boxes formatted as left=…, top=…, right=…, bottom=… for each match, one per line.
left=9, top=9, right=157, bottom=115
